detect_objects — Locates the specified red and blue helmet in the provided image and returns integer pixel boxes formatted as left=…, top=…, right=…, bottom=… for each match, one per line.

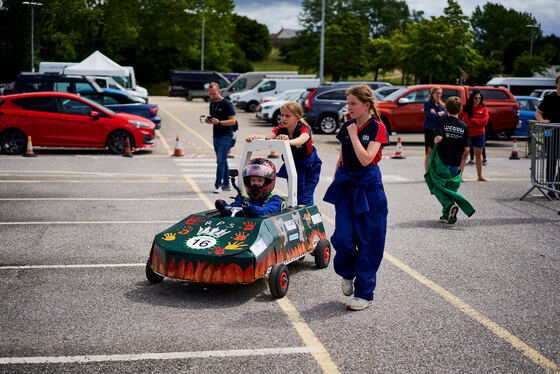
left=242, top=158, right=276, bottom=201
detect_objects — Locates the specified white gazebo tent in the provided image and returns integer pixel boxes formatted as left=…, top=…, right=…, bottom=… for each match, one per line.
left=63, top=50, right=128, bottom=76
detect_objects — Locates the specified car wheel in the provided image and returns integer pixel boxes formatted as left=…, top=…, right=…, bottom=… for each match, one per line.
left=273, top=110, right=282, bottom=126
left=107, top=130, right=134, bottom=155
left=318, top=114, right=338, bottom=134
left=269, top=263, right=289, bottom=298
left=146, top=257, right=164, bottom=283
left=0, top=128, right=26, bottom=155
left=246, top=101, right=259, bottom=113
left=186, top=92, right=193, bottom=101
left=313, top=239, right=331, bottom=269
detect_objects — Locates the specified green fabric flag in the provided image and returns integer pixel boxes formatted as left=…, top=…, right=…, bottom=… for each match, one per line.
left=424, top=144, right=475, bottom=217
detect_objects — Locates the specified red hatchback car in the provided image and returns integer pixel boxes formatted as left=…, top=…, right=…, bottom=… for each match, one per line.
left=0, top=92, right=155, bottom=154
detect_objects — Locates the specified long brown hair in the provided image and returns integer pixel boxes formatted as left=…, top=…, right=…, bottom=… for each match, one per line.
left=346, top=84, right=381, bottom=120
left=429, top=86, right=444, bottom=106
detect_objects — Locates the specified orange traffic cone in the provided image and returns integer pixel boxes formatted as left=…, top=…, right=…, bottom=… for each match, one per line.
left=509, top=139, right=520, bottom=160
left=171, top=136, right=184, bottom=157
left=391, top=137, right=405, bottom=159
left=122, top=137, right=133, bottom=157
left=23, top=136, right=37, bottom=157
left=267, top=151, right=279, bottom=159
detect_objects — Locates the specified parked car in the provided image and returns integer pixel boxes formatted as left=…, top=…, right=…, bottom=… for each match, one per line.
left=529, top=89, right=555, bottom=100
left=514, top=96, right=540, bottom=136
left=168, top=70, right=230, bottom=101
left=0, top=92, right=155, bottom=154
left=78, top=88, right=161, bottom=129
left=13, top=73, right=103, bottom=94
left=327, top=81, right=392, bottom=91
left=221, top=71, right=298, bottom=98
left=374, top=85, right=405, bottom=99
left=90, top=76, right=148, bottom=104
left=486, top=77, right=556, bottom=96
left=231, top=77, right=319, bottom=112
left=256, top=89, right=308, bottom=126
left=301, top=85, right=354, bottom=134
left=377, top=85, right=520, bottom=138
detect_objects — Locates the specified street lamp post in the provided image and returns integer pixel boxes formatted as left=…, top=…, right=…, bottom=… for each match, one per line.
left=527, top=24, right=535, bottom=56
left=22, top=1, right=43, bottom=73
left=184, top=8, right=205, bottom=71
left=319, top=0, right=325, bottom=84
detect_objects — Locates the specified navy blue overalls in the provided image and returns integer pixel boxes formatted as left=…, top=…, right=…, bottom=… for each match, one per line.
left=324, top=117, right=388, bottom=301
left=274, top=122, right=322, bottom=205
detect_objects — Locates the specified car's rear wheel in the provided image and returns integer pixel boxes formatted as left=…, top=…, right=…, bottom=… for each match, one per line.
left=0, top=128, right=26, bottom=155
left=273, top=110, right=282, bottom=126
left=318, top=114, right=338, bottom=134
left=246, top=101, right=259, bottom=113
left=146, top=257, right=164, bottom=283
left=269, top=263, right=289, bottom=298
left=186, top=92, right=193, bottom=101
left=313, top=239, right=331, bottom=269
left=107, top=130, right=134, bottom=154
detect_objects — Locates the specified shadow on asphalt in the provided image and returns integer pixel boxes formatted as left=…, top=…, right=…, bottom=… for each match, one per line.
left=124, top=258, right=321, bottom=309
left=392, top=216, right=557, bottom=230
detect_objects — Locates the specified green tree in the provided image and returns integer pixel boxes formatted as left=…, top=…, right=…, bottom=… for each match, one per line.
left=278, top=30, right=319, bottom=73
left=325, top=16, right=369, bottom=80
left=367, top=38, right=397, bottom=80
left=393, top=0, right=480, bottom=84
left=232, top=14, right=271, bottom=62
left=353, top=0, right=410, bottom=38
left=513, top=53, right=548, bottom=76
left=471, top=3, right=538, bottom=73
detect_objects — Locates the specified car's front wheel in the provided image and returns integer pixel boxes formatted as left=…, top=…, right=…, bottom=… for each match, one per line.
left=246, top=101, right=259, bottom=113
left=269, top=263, right=289, bottom=298
left=107, top=130, right=134, bottom=154
left=0, top=128, right=26, bottom=155
left=146, top=257, right=164, bottom=283
left=318, top=114, right=338, bottom=134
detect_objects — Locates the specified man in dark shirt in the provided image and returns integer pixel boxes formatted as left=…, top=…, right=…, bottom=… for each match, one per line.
left=206, top=82, right=236, bottom=193
left=535, top=75, right=560, bottom=195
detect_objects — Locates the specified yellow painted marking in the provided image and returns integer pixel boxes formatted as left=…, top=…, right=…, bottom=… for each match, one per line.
left=276, top=298, right=340, bottom=373
left=159, top=106, right=213, bottom=150
left=182, top=177, right=340, bottom=373
left=383, top=253, right=559, bottom=373
left=155, top=129, right=172, bottom=156
left=321, top=212, right=558, bottom=372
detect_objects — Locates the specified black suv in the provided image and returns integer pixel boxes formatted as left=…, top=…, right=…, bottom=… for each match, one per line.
left=168, top=70, right=230, bottom=101
left=302, top=85, right=351, bottom=134
left=13, top=73, right=102, bottom=94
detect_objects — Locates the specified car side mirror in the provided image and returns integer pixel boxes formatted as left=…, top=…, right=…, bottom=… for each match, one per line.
left=89, top=110, right=99, bottom=119
left=397, top=98, right=409, bottom=105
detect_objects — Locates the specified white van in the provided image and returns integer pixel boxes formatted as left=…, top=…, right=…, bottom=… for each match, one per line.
left=221, top=71, right=298, bottom=98
left=231, top=77, right=320, bottom=112
left=486, top=77, right=556, bottom=96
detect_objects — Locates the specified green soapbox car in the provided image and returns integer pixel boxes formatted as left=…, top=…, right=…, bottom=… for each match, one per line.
left=146, top=139, right=331, bottom=298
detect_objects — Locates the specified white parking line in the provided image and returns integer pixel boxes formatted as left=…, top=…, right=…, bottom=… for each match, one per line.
left=0, top=263, right=144, bottom=270
left=0, top=198, right=201, bottom=201
left=0, top=346, right=317, bottom=365
left=0, top=221, right=176, bottom=225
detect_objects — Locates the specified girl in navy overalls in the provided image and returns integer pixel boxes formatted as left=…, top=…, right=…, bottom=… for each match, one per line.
left=246, top=102, right=322, bottom=205
left=324, top=85, right=389, bottom=311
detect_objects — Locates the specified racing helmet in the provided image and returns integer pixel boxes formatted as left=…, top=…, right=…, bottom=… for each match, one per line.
left=242, top=158, right=276, bottom=201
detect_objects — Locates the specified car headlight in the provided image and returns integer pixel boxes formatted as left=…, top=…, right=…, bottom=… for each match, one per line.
left=128, top=120, right=152, bottom=128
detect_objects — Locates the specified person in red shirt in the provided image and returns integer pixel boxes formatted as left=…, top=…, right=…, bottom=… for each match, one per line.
left=461, top=89, right=489, bottom=181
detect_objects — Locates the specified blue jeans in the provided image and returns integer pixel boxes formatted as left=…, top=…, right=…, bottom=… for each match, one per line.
left=213, top=135, right=232, bottom=189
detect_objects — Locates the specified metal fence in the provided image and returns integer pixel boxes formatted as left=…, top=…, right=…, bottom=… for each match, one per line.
left=520, top=122, right=560, bottom=200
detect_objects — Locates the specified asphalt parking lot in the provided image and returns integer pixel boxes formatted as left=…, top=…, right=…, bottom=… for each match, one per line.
left=1, top=97, right=559, bottom=373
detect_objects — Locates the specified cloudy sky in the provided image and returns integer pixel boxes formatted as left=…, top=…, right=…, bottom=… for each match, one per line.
left=233, top=0, right=559, bottom=36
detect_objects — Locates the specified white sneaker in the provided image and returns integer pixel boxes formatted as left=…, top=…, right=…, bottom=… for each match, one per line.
left=341, top=279, right=353, bottom=296
left=345, top=297, right=373, bottom=311
left=222, top=185, right=232, bottom=191
left=213, top=187, right=222, bottom=194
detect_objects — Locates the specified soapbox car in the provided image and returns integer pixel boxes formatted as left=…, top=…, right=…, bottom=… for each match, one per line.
left=146, top=139, right=331, bottom=298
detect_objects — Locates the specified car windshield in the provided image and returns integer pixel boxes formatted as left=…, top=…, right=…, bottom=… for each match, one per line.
left=79, top=95, right=116, bottom=114
left=383, top=87, right=408, bottom=102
